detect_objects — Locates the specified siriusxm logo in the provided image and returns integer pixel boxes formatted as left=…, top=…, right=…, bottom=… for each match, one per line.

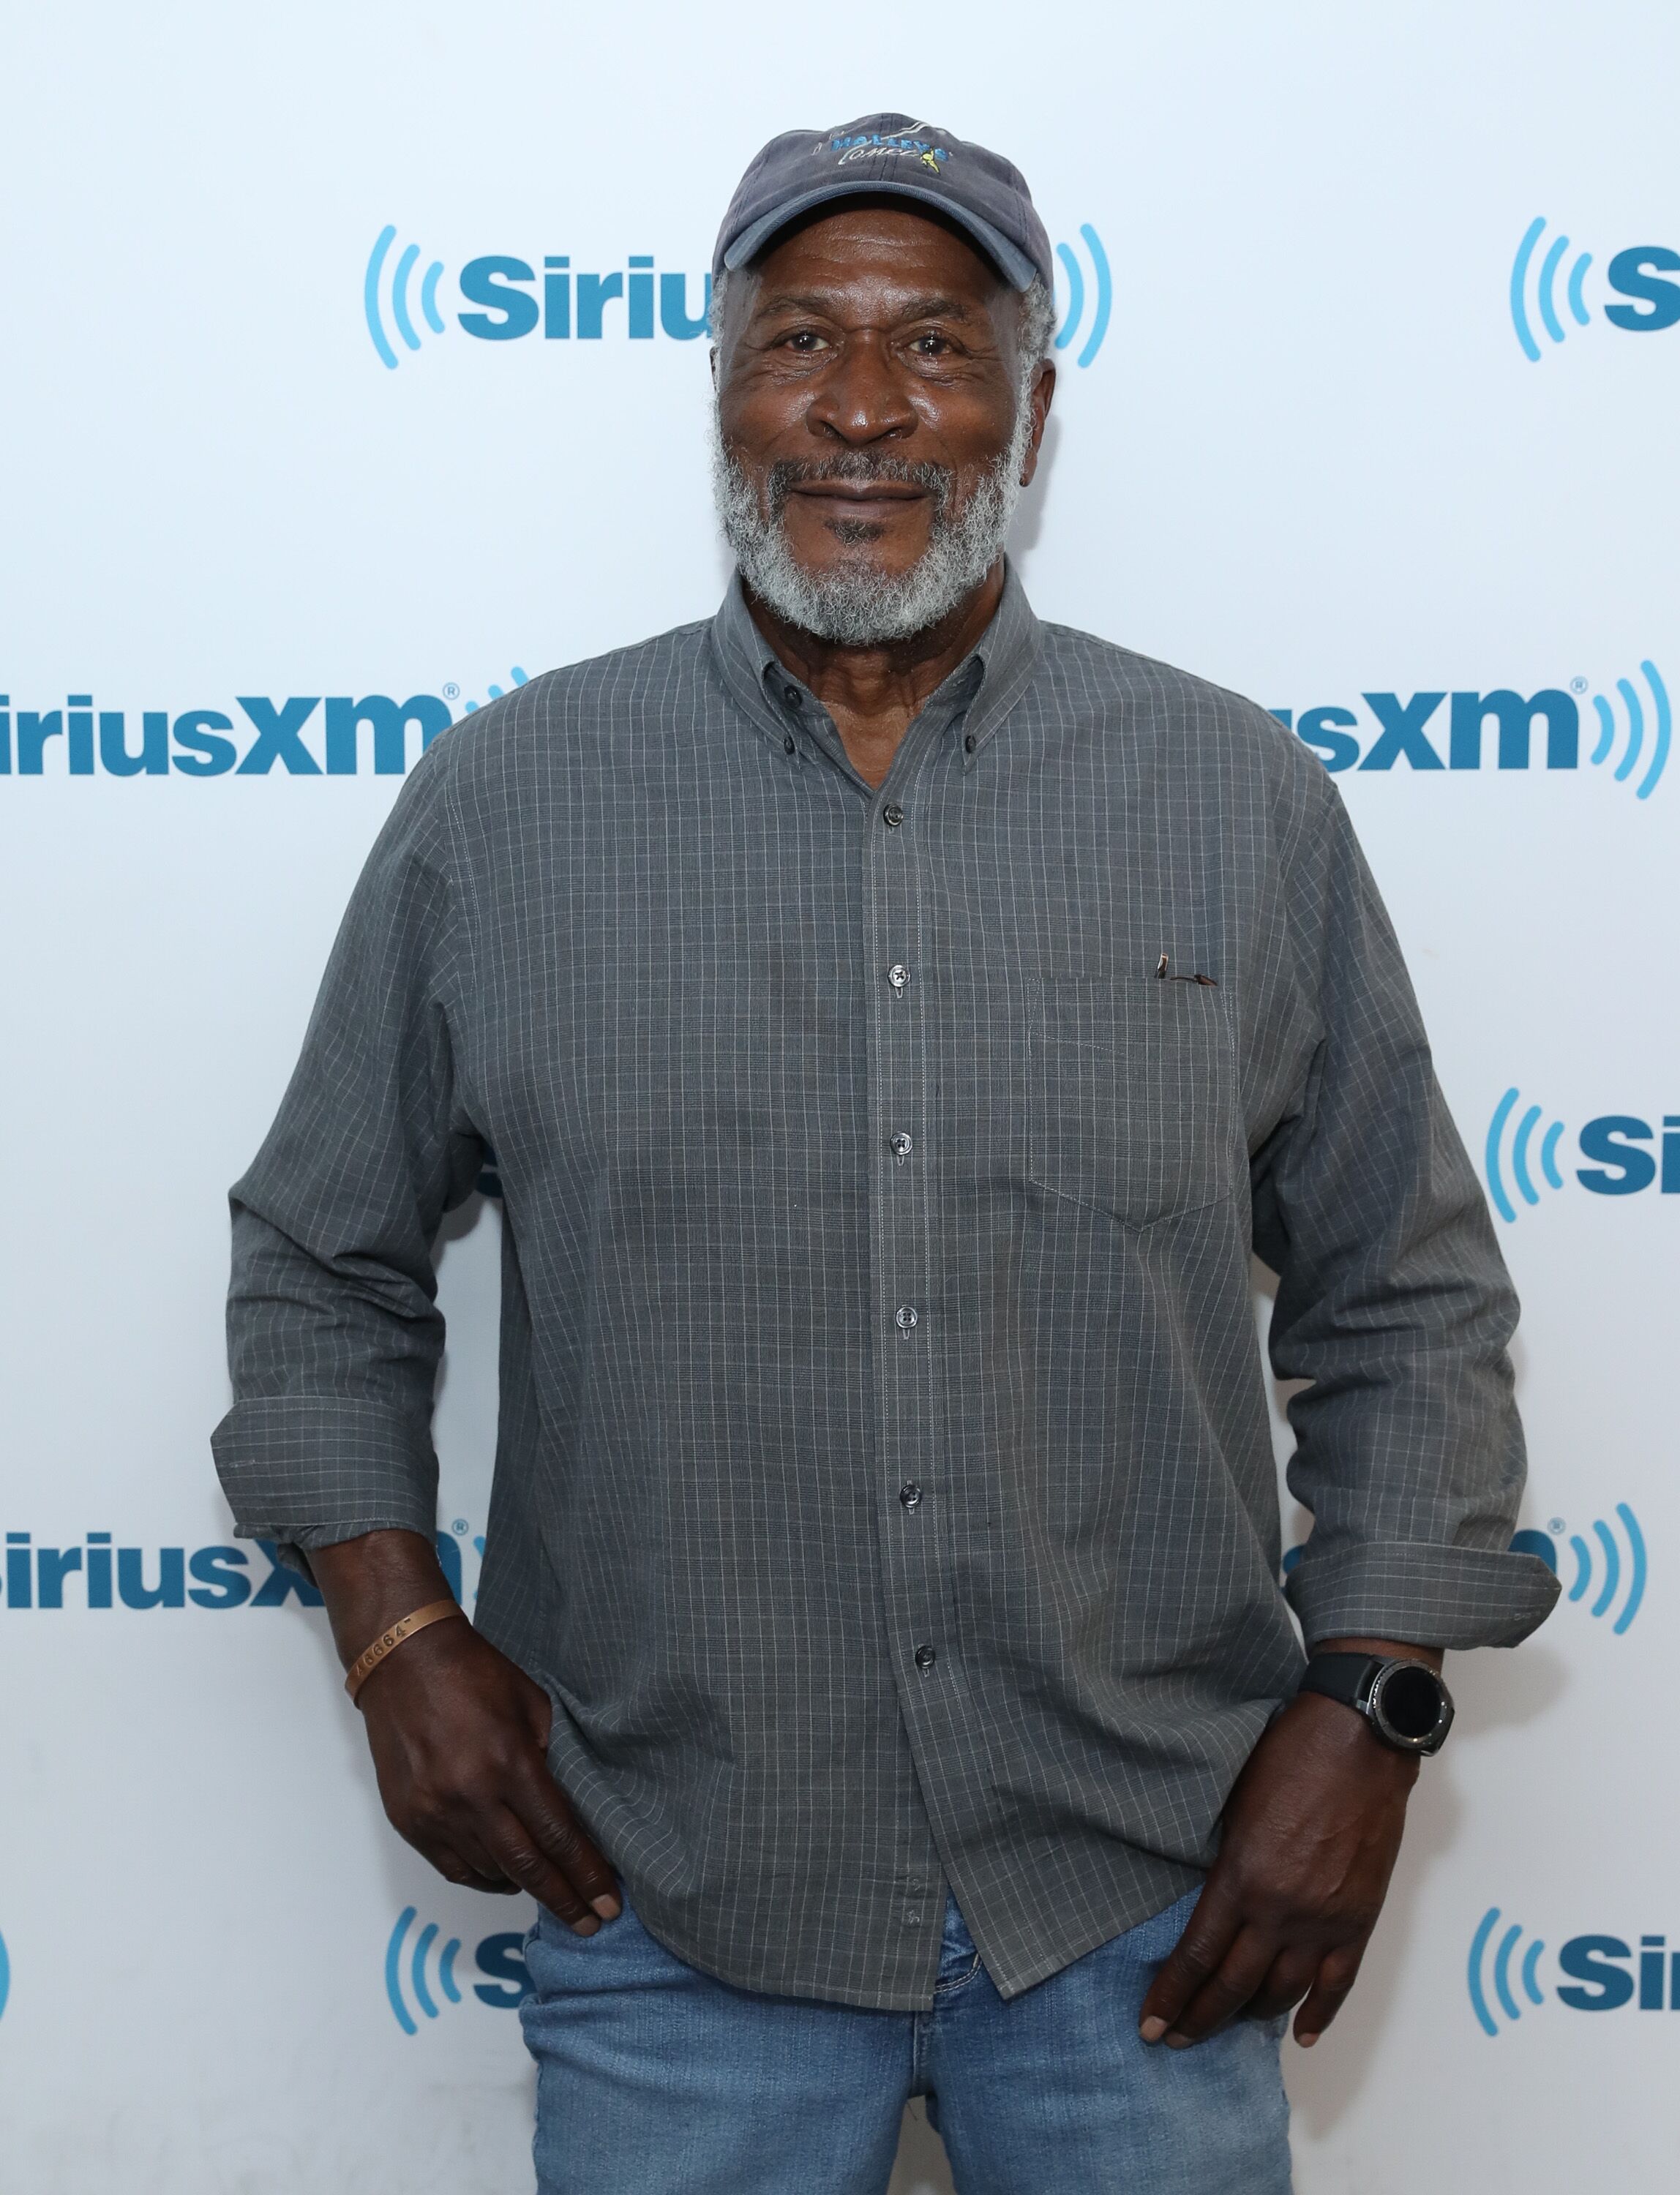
left=1272, top=662, right=1670, bottom=798
left=0, top=670, right=530, bottom=780
left=1485, top=1089, right=1680, bottom=1220
left=366, top=223, right=1111, bottom=369
left=1, top=1528, right=476, bottom=1609
left=385, top=1907, right=531, bottom=2033
left=1510, top=217, right=1680, bottom=361
left=1510, top=1507, right=1647, bottom=1635
left=1469, top=1907, right=1680, bottom=2033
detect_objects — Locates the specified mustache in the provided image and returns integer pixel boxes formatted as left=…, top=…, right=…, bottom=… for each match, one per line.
left=761, top=451, right=953, bottom=520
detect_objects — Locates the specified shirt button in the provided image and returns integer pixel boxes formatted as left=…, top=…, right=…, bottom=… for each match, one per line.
left=899, top=1481, right=923, bottom=1510
left=915, top=1643, right=937, bottom=1673
left=888, top=963, right=910, bottom=994
left=782, top=685, right=803, bottom=708
left=896, top=1304, right=919, bottom=1332
left=882, top=803, right=904, bottom=829
left=783, top=734, right=795, bottom=754
left=964, top=732, right=976, bottom=753
left=889, top=1130, right=914, bottom=1162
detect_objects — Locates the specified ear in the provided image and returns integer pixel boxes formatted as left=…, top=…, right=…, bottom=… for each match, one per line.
left=1019, top=359, right=1057, bottom=486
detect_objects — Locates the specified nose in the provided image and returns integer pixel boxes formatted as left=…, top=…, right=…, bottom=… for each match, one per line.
left=803, top=331, right=918, bottom=447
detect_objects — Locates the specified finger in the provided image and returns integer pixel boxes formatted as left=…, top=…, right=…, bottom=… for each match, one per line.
left=1161, top=1924, right=1278, bottom=2046
left=478, top=1804, right=602, bottom=1932
left=1243, top=1947, right=1321, bottom=2024
left=1139, top=1883, right=1245, bottom=2041
left=507, top=1763, right=621, bottom=1919
left=406, top=1808, right=524, bottom=1894
left=1294, top=1944, right=1368, bottom=2047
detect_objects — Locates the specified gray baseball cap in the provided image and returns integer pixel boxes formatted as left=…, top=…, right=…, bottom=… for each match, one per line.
left=713, top=111, right=1053, bottom=293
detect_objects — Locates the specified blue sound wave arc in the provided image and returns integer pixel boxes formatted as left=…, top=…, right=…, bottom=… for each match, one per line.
left=1567, top=1535, right=1591, bottom=1601
left=421, top=260, right=446, bottom=334
left=1539, top=1120, right=1564, bottom=1190
left=1469, top=1907, right=1502, bottom=2034
left=1510, top=219, right=1594, bottom=359
left=1054, top=244, right=1084, bottom=355
left=439, top=1937, right=463, bottom=2003
left=1485, top=1087, right=1520, bottom=1223
left=412, top=1921, right=440, bottom=2019
left=461, top=666, right=530, bottom=715
left=1537, top=232, right=1570, bottom=344
left=1637, top=661, right=1670, bottom=798
left=1591, top=1520, right=1621, bottom=1618
left=1520, top=1938, right=1545, bottom=2004
left=0, top=1929, right=8, bottom=2023
left=1615, top=1503, right=1647, bottom=1632
left=366, top=229, right=448, bottom=369
left=1588, top=663, right=1670, bottom=795
left=1510, top=1105, right=1543, bottom=1205
left=1075, top=225, right=1111, bottom=369
left=1510, top=220, right=1545, bottom=361
left=1053, top=227, right=1111, bottom=368
left=392, top=244, right=422, bottom=353
left=1493, top=1922, right=1524, bottom=2020
left=366, top=226, right=400, bottom=371
left=1613, top=677, right=1643, bottom=781
left=386, top=1907, right=419, bottom=2033
left=1567, top=252, right=1592, bottom=325
left=1591, top=694, right=1616, bottom=764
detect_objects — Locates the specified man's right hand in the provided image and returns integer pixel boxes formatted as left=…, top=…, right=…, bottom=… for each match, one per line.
left=309, top=1529, right=621, bottom=1935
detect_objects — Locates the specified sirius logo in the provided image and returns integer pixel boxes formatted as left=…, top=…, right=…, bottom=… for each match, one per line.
left=1510, top=216, right=1680, bottom=361
left=385, top=1907, right=533, bottom=2033
left=364, top=229, right=713, bottom=367
left=1485, top=1089, right=1680, bottom=1220
left=1469, top=1907, right=1680, bottom=2033
left=1, top=1530, right=473, bottom=1610
left=1052, top=225, right=1111, bottom=369
left=365, top=224, right=1111, bottom=369
left=1510, top=1507, right=1648, bottom=1635
left=1272, top=664, right=1670, bottom=798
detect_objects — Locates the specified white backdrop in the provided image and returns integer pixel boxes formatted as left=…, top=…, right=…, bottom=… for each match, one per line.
left=2, top=4, right=1676, bottom=2189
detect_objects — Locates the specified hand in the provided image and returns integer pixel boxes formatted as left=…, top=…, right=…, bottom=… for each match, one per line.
left=1138, top=1640, right=1438, bottom=2050
left=310, top=1530, right=620, bottom=1935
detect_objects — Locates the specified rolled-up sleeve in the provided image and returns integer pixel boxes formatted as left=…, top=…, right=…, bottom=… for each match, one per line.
left=1251, top=773, right=1560, bottom=1651
left=211, top=752, right=482, bottom=1564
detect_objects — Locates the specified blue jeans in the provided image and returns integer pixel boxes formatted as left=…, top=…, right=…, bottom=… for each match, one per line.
left=521, top=1888, right=1291, bottom=2194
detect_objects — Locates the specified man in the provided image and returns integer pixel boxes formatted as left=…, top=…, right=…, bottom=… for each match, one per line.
left=214, top=113, right=1558, bottom=2194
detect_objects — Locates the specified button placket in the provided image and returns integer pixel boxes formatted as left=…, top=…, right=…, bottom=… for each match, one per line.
left=863, top=735, right=959, bottom=1755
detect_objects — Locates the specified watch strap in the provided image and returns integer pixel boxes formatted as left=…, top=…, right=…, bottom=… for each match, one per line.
left=1295, top=1652, right=1383, bottom=1714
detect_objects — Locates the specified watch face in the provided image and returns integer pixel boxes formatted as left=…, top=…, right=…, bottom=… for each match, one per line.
left=1371, top=1662, right=1450, bottom=1747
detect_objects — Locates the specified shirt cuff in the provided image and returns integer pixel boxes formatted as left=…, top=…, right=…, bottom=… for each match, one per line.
left=211, top=1395, right=439, bottom=1559
left=1286, top=1539, right=1561, bottom=1650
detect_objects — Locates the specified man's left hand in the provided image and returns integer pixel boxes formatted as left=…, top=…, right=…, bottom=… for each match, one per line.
left=1137, top=1637, right=1441, bottom=2051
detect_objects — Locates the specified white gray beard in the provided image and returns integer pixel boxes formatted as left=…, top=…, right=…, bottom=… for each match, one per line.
left=709, top=397, right=1034, bottom=647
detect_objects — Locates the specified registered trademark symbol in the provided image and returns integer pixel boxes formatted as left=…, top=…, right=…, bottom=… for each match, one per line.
left=442, top=682, right=460, bottom=701
left=1570, top=677, right=1588, bottom=694
left=1549, top=1517, right=1565, bottom=1534
left=452, top=1517, right=468, bottom=1534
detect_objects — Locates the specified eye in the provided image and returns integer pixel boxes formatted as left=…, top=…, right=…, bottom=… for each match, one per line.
left=782, top=329, right=831, bottom=353
left=910, top=332, right=956, bottom=356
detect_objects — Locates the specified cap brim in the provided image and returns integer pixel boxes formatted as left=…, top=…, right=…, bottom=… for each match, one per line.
left=722, top=179, right=1039, bottom=291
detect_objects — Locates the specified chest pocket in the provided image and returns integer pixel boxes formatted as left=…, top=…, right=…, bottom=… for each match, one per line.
left=1028, top=973, right=1238, bottom=1228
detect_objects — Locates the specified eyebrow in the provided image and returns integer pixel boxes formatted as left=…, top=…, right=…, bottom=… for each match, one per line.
left=750, top=290, right=977, bottom=323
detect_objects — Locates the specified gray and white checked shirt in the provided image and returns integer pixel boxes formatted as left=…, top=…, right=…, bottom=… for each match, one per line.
left=214, top=566, right=1558, bottom=2010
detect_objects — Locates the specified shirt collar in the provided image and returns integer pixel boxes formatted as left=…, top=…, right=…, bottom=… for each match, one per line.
left=708, top=558, right=1043, bottom=766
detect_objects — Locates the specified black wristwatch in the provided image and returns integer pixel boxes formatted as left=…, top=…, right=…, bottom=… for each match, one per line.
left=1295, top=1653, right=1455, bottom=1756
